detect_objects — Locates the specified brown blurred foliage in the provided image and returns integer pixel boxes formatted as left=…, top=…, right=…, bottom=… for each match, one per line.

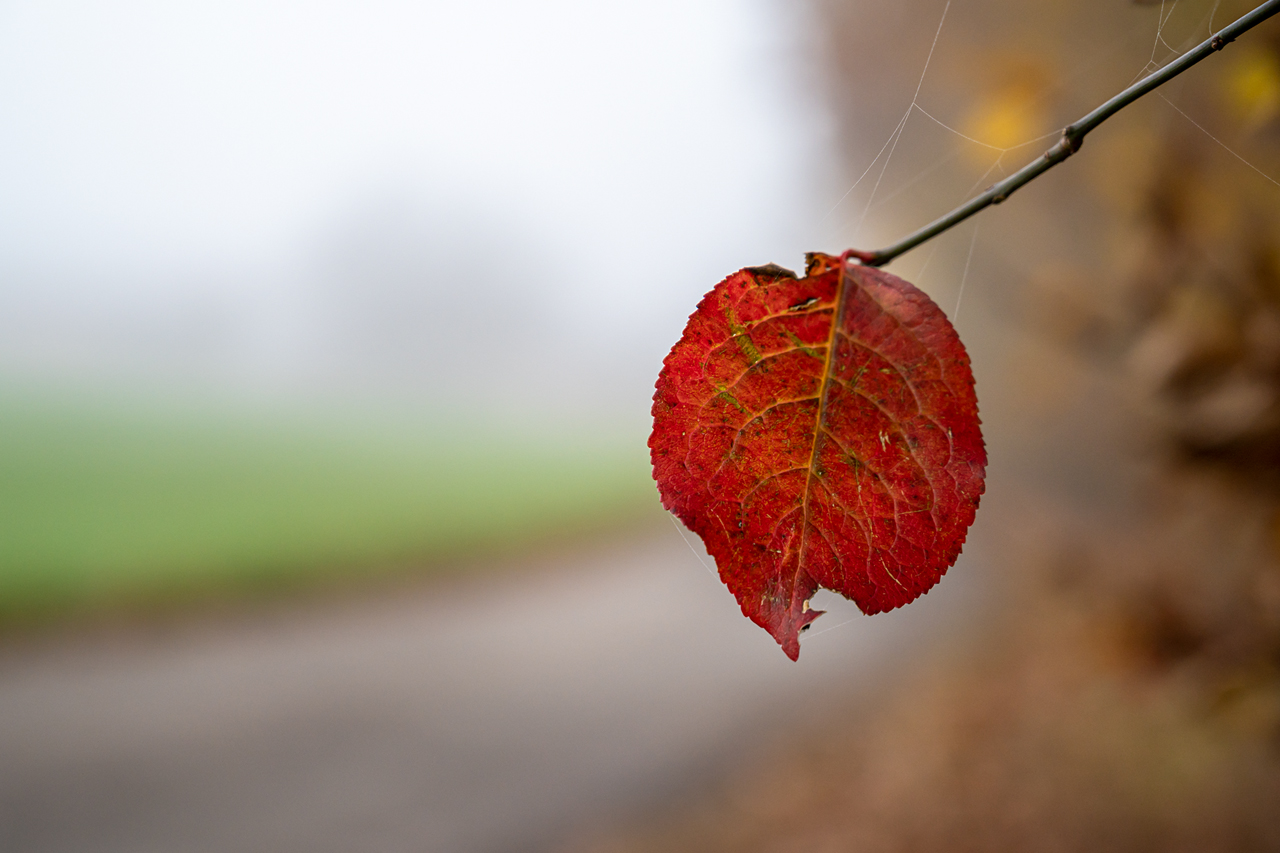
left=567, top=1, right=1280, bottom=850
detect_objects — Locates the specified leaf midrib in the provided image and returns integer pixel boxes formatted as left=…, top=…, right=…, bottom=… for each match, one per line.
left=794, top=264, right=847, bottom=599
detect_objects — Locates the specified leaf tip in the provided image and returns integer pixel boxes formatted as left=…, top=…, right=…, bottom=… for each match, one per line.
left=759, top=595, right=825, bottom=661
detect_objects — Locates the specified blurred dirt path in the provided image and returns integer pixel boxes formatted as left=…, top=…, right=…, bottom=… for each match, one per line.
left=0, top=524, right=982, bottom=853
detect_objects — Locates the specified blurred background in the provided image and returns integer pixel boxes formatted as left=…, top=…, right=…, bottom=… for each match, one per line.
left=3, top=0, right=1280, bottom=851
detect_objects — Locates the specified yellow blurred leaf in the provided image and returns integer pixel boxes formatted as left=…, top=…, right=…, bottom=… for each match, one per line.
left=1225, top=49, right=1280, bottom=128
left=963, top=89, right=1042, bottom=152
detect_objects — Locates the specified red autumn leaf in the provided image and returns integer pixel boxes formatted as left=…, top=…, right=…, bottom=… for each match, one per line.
left=650, top=252, right=986, bottom=660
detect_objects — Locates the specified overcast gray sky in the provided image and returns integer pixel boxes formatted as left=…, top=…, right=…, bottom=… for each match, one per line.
left=0, top=0, right=838, bottom=418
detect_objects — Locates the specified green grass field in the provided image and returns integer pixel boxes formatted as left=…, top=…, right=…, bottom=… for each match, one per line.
left=0, top=392, right=657, bottom=622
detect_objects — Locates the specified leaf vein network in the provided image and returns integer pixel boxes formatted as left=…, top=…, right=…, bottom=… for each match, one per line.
left=731, top=466, right=812, bottom=506
left=815, top=423, right=933, bottom=525
left=702, top=396, right=819, bottom=489
left=823, top=375, right=939, bottom=499
left=836, top=298, right=965, bottom=471
left=715, top=343, right=830, bottom=393
left=805, top=471, right=877, bottom=591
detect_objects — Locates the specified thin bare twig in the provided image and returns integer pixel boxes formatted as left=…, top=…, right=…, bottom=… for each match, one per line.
left=849, top=0, right=1280, bottom=268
